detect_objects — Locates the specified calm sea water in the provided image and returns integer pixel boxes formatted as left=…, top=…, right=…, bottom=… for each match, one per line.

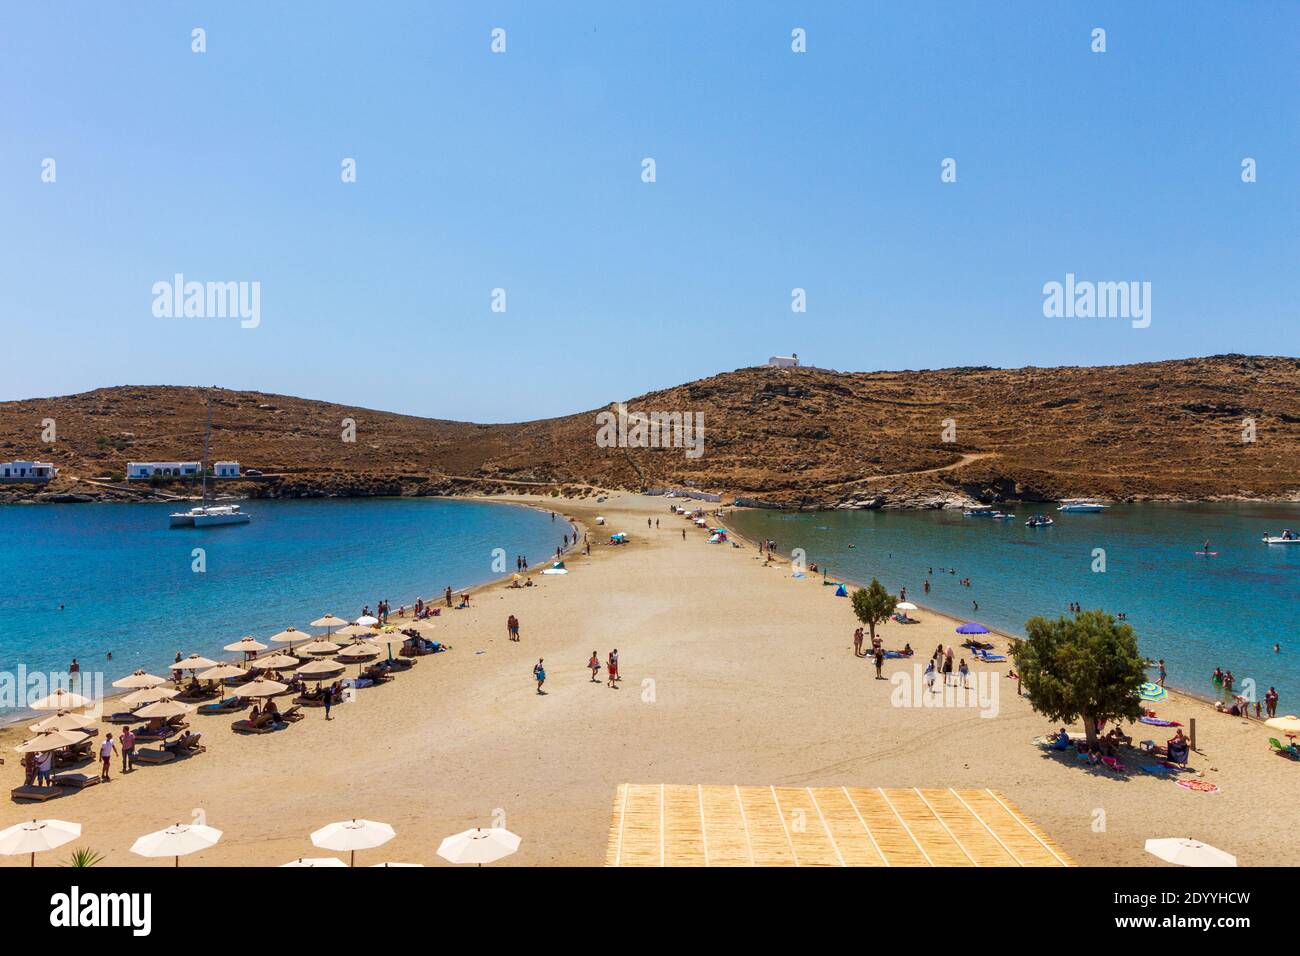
left=0, top=497, right=570, bottom=712
left=727, top=502, right=1300, bottom=705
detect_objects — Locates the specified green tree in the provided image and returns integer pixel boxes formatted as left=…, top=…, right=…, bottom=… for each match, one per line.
left=850, top=578, right=898, bottom=646
left=1010, top=610, right=1146, bottom=747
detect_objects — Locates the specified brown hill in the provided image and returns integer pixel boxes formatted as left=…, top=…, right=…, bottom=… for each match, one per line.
left=2, top=355, right=1297, bottom=508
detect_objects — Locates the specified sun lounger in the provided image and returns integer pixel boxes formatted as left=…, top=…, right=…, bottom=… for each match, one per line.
left=52, top=773, right=101, bottom=789
left=231, top=718, right=281, bottom=734
left=133, top=727, right=176, bottom=743
left=198, top=697, right=244, bottom=715
left=106, top=711, right=142, bottom=724
left=280, top=706, right=304, bottom=723
left=133, top=748, right=177, bottom=765
left=12, top=785, right=64, bottom=802
left=1269, top=737, right=1300, bottom=759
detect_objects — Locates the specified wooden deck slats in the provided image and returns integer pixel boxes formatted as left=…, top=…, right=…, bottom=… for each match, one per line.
left=607, top=785, right=1074, bottom=867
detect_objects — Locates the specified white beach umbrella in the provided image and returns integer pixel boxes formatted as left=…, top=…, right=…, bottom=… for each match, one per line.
left=310, top=819, right=395, bottom=867
left=170, top=654, right=218, bottom=672
left=281, top=857, right=347, bottom=868
left=30, top=689, right=92, bottom=712
left=311, top=614, right=348, bottom=634
left=1264, top=715, right=1300, bottom=736
left=224, top=636, right=268, bottom=654
left=131, top=823, right=222, bottom=867
left=436, top=827, right=520, bottom=867
left=131, top=699, right=196, bottom=719
left=369, top=862, right=424, bottom=867
left=336, top=624, right=379, bottom=639
left=353, top=615, right=380, bottom=627
left=28, top=712, right=96, bottom=734
left=14, top=730, right=89, bottom=753
left=121, top=686, right=180, bottom=706
left=112, top=671, right=168, bottom=690
left=896, top=602, right=919, bottom=612
left=1145, top=838, right=1237, bottom=868
left=0, top=819, right=82, bottom=867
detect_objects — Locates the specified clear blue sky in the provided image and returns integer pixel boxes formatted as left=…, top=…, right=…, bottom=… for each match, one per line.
left=4, top=1, right=1297, bottom=422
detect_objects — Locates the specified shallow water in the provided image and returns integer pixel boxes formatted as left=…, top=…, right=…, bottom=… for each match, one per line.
left=727, top=501, right=1300, bottom=706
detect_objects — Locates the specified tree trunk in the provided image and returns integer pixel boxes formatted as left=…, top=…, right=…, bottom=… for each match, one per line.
left=868, top=622, right=876, bottom=643
left=1083, top=711, right=1099, bottom=748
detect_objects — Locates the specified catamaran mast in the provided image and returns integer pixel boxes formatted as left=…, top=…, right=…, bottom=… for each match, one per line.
left=201, top=392, right=212, bottom=507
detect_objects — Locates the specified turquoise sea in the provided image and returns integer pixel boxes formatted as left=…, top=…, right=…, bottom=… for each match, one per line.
left=0, top=497, right=571, bottom=714
left=727, top=502, right=1300, bottom=706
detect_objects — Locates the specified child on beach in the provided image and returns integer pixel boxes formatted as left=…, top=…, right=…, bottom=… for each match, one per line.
left=589, top=652, right=601, bottom=682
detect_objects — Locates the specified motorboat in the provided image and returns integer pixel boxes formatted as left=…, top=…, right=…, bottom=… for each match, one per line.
left=1262, top=530, right=1300, bottom=544
left=1057, top=499, right=1107, bottom=513
left=1025, top=514, right=1054, bottom=527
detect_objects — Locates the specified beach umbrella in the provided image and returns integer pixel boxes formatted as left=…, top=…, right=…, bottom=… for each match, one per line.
left=131, top=699, right=196, bottom=719
left=955, top=623, right=990, bottom=635
left=255, top=653, right=300, bottom=670
left=354, top=615, right=379, bottom=627
left=197, top=664, right=248, bottom=683
left=223, top=636, right=267, bottom=655
left=170, top=654, right=218, bottom=672
left=233, top=677, right=288, bottom=698
left=896, top=602, right=918, bottom=611
left=370, top=862, right=424, bottom=867
left=1264, top=715, right=1300, bottom=736
left=121, top=686, right=181, bottom=706
left=437, top=827, right=520, bottom=867
left=281, top=857, right=347, bottom=868
left=310, top=819, right=395, bottom=867
left=296, top=659, right=345, bottom=679
left=28, top=712, right=96, bottom=734
left=112, top=671, right=168, bottom=690
left=297, top=640, right=342, bottom=656
left=337, top=642, right=380, bottom=660
left=1137, top=682, right=1168, bottom=702
left=1145, top=838, right=1237, bottom=868
left=30, top=689, right=92, bottom=712
left=311, top=614, right=347, bottom=637
left=336, top=624, right=379, bottom=640
left=0, top=819, right=82, bottom=867
left=269, top=627, right=307, bottom=647
left=14, top=730, right=89, bottom=753
left=131, top=823, right=222, bottom=867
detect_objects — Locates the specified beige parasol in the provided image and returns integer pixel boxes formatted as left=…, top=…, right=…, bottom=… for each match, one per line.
left=223, top=636, right=268, bottom=654
left=335, top=624, right=378, bottom=639
left=121, top=686, right=180, bottom=706
left=234, top=677, right=288, bottom=698
left=132, top=699, right=196, bottom=720
left=28, top=712, right=96, bottom=734
left=112, top=671, right=168, bottom=690
left=254, top=653, right=300, bottom=669
left=15, top=730, right=89, bottom=753
left=269, top=627, right=307, bottom=646
left=196, top=664, right=248, bottom=682
left=295, top=659, right=345, bottom=679
left=29, top=689, right=92, bottom=712
left=170, top=655, right=219, bottom=672
left=297, top=640, right=342, bottom=656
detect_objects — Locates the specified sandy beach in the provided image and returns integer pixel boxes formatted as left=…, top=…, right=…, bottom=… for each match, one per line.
left=2, top=492, right=1294, bottom=867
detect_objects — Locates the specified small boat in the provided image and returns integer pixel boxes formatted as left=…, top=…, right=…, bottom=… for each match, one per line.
left=1263, top=530, right=1300, bottom=545
left=1025, top=515, right=1054, bottom=527
left=1057, top=499, right=1107, bottom=513
left=169, top=393, right=252, bottom=529
left=963, top=505, right=999, bottom=518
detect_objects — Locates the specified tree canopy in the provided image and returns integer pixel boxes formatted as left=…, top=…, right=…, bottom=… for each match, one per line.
left=850, top=578, right=898, bottom=641
left=1010, top=609, right=1146, bottom=746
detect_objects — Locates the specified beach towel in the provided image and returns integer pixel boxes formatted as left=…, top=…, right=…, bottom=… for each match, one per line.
left=1139, top=716, right=1181, bottom=726
left=1176, top=779, right=1220, bottom=794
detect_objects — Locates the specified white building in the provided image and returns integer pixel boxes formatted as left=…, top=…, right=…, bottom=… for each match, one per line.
left=127, top=461, right=201, bottom=480
left=767, top=353, right=801, bottom=368
left=0, top=460, right=58, bottom=482
left=213, top=461, right=240, bottom=478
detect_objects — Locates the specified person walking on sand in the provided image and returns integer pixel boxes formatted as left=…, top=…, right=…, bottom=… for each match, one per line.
left=323, top=685, right=334, bottom=720
left=958, top=658, right=970, bottom=689
left=607, top=650, right=619, bottom=688
left=99, top=732, right=117, bottom=782
left=853, top=627, right=864, bottom=658
left=924, top=659, right=937, bottom=692
left=1157, top=659, right=1166, bottom=687
left=942, top=653, right=954, bottom=686
left=588, top=652, right=601, bottom=682
left=681, top=528, right=686, bottom=540
left=873, top=645, right=885, bottom=679
left=445, top=586, right=453, bottom=608
left=1266, top=686, right=1279, bottom=718
left=534, top=658, right=546, bottom=694
left=120, top=726, right=135, bottom=773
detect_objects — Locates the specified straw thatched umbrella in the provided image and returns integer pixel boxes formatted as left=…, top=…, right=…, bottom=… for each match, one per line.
left=29, top=689, right=92, bottom=712
left=436, top=827, right=520, bottom=867
left=335, top=624, right=378, bottom=640
left=196, top=663, right=250, bottom=699
left=234, top=677, right=288, bottom=698
left=130, top=823, right=221, bottom=867
left=0, top=819, right=82, bottom=867
left=310, top=614, right=347, bottom=638
left=310, top=818, right=394, bottom=867
left=254, top=653, right=300, bottom=670
left=169, top=655, right=218, bottom=673
left=296, top=659, right=344, bottom=680
left=111, top=671, right=167, bottom=690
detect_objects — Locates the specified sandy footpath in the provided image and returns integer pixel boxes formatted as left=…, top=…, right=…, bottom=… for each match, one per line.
left=2, top=492, right=1294, bottom=867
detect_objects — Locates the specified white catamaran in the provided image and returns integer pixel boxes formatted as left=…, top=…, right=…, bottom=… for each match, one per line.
left=169, top=395, right=252, bottom=528
left=1057, top=499, right=1108, bottom=513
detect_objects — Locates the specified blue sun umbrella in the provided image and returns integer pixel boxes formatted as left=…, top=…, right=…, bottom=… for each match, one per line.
left=955, top=622, right=990, bottom=635
left=1138, top=682, right=1168, bottom=702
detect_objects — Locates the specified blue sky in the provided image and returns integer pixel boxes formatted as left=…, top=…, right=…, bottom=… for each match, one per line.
left=3, top=1, right=1297, bottom=422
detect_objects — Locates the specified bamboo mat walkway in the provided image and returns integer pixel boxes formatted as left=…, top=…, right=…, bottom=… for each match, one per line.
left=605, top=784, right=1074, bottom=867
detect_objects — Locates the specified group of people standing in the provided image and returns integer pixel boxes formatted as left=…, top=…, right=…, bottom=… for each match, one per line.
left=533, top=650, right=620, bottom=694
